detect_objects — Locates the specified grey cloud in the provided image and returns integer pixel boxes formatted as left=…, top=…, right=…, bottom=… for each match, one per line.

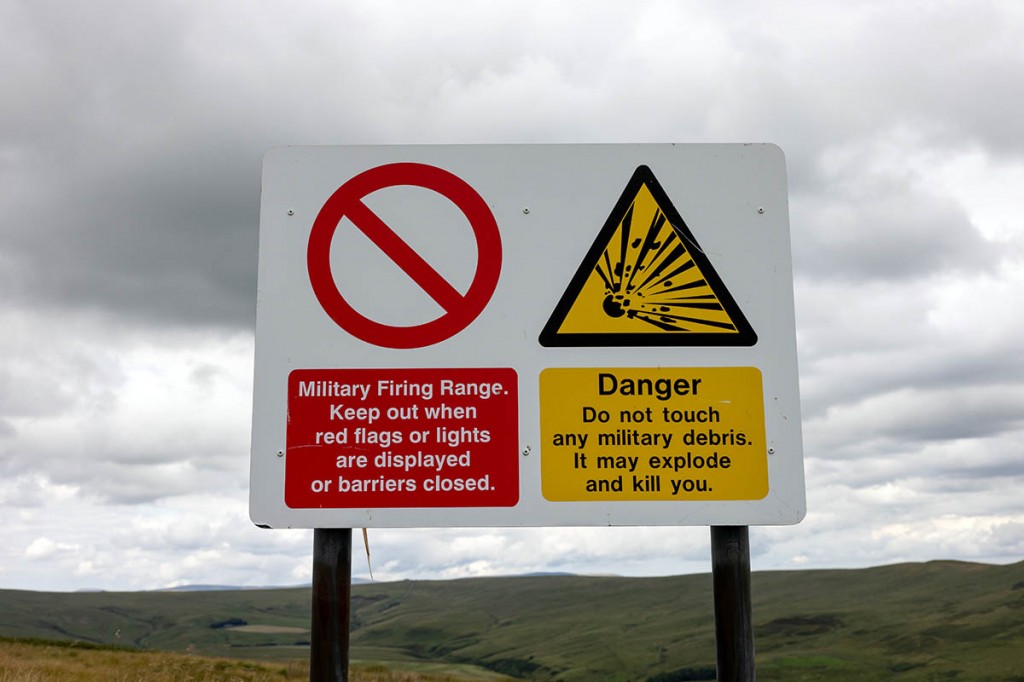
left=805, top=387, right=1024, bottom=464
left=0, top=475, right=57, bottom=508
left=733, top=2, right=1024, bottom=162
left=3, top=0, right=1020, bottom=332
left=796, top=265, right=1024, bottom=421
left=2, top=124, right=264, bottom=330
left=3, top=0, right=1024, bottom=591
left=0, top=2, right=372, bottom=330
left=990, top=522, right=1024, bottom=553
left=51, top=461, right=244, bottom=506
left=800, top=343, right=1024, bottom=438
left=852, top=3, right=1024, bottom=156
left=0, top=404, right=247, bottom=505
left=0, top=315, right=252, bottom=509
left=792, top=178, right=997, bottom=283
left=0, top=341, right=121, bottom=420
left=916, top=471, right=1024, bottom=495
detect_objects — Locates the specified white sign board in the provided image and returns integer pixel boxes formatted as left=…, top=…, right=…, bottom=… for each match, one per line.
left=251, top=144, right=805, bottom=528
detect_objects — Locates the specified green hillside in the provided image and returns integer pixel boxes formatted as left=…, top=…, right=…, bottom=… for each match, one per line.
left=1, top=560, right=1023, bottom=681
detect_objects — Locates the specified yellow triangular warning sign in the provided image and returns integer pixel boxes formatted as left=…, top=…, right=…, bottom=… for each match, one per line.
left=539, top=165, right=757, bottom=347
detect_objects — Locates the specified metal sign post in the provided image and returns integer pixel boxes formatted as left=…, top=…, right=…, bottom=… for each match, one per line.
left=310, top=528, right=352, bottom=682
left=711, top=525, right=755, bottom=681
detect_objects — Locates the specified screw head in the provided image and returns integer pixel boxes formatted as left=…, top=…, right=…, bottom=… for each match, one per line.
left=522, top=207, right=530, bottom=215
left=757, top=207, right=765, bottom=214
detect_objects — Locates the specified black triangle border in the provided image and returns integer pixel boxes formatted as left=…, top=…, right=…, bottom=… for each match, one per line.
left=538, top=165, right=757, bottom=347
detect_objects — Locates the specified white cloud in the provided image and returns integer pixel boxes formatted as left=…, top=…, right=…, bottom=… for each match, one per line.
left=25, top=537, right=79, bottom=560
left=0, top=310, right=252, bottom=504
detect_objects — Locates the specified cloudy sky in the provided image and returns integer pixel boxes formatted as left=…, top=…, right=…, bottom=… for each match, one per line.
left=2, top=0, right=1023, bottom=592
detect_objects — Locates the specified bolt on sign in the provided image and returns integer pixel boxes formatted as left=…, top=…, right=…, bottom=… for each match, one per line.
left=251, top=144, right=805, bottom=528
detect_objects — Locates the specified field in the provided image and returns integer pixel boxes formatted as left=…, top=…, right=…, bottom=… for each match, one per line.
left=0, top=637, right=510, bottom=682
left=1, top=560, right=1023, bottom=680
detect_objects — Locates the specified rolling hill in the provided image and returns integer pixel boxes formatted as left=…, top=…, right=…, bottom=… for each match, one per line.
left=1, top=560, right=1023, bottom=681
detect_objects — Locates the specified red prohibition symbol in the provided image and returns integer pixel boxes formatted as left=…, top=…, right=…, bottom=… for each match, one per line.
left=307, top=163, right=502, bottom=349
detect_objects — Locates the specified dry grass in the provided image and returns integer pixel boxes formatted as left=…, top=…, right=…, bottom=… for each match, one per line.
left=0, top=639, right=506, bottom=682
left=0, top=639, right=304, bottom=682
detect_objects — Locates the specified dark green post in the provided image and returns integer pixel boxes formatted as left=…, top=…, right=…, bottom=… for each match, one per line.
left=310, top=528, right=352, bottom=682
left=711, top=525, right=755, bottom=681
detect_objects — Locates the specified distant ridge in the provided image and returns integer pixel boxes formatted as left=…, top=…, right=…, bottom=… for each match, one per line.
left=157, top=574, right=559, bottom=592
left=158, top=578, right=373, bottom=592
left=160, top=585, right=249, bottom=592
left=159, top=584, right=306, bottom=592
left=3, top=560, right=1022, bottom=681
left=517, top=571, right=577, bottom=578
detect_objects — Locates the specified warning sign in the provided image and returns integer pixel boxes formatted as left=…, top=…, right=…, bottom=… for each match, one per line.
left=539, top=367, right=768, bottom=501
left=307, top=163, right=502, bottom=349
left=252, top=144, right=805, bottom=528
left=285, top=368, right=519, bottom=508
left=540, top=166, right=756, bottom=347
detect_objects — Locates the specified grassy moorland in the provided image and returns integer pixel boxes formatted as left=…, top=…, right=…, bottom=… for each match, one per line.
left=0, top=637, right=511, bottom=681
left=0, top=637, right=307, bottom=682
left=1, top=560, right=1023, bottom=681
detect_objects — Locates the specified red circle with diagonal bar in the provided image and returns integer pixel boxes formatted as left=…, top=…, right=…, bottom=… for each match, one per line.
left=307, top=163, right=502, bottom=349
